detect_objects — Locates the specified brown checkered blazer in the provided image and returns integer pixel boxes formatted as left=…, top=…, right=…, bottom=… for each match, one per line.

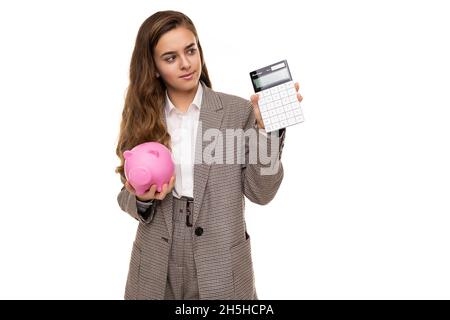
left=117, top=81, right=286, bottom=299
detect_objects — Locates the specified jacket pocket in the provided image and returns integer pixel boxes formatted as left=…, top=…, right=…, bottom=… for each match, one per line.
left=230, top=235, right=256, bottom=299
left=124, top=241, right=141, bottom=300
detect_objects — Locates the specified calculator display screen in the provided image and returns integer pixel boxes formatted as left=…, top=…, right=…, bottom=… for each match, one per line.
left=253, top=67, right=290, bottom=89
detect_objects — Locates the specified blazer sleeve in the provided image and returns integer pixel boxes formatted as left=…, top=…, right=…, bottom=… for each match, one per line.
left=117, top=175, right=157, bottom=224
left=241, top=101, right=286, bottom=205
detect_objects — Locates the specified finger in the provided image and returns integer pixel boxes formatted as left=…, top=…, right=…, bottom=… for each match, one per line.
left=250, top=94, right=259, bottom=104
left=169, top=176, right=176, bottom=190
left=250, top=95, right=264, bottom=125
left=155, top=183, right=169, bottom=200
left=125, top=181, right=136, bottom=194
left=295, top=82, right=300, bottom=92
left=251, top=104, right=265, bottom=129
left=297, top=93, right=303, bottom=103
left=146, top=184, right=157, bottom=198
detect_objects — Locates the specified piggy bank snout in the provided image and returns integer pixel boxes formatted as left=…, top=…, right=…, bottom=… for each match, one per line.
left=128, top=167, right=152, bottom=186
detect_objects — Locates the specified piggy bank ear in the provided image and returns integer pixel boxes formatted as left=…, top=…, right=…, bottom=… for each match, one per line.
left=123, top=150, right=133, bottom=160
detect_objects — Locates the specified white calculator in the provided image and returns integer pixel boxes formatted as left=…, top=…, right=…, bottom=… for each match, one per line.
left=249, top=60, right=304, bottom=132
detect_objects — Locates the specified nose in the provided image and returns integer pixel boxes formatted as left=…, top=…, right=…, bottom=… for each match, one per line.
left=179, top=54, right=191, bottom=70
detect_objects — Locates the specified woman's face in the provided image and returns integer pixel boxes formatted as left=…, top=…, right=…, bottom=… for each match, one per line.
left=153, top=26, right=202, bottom=92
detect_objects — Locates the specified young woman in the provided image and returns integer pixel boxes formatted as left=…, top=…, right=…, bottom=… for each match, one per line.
left=115, top=10, right=303, bottom=300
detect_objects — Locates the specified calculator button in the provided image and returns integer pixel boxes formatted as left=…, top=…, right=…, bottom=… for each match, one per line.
left=272, top=93, right=281, bottom=101
left=280, top=90, right=288, bottom=98
left=274, top=100, right=282, bottom=108
left=287, top=88, right=296, bottom=96
left=289, top=95, right=297, bottom=103
left=282, top=97, right=290, bottom=105
left=293, top=106, right=302, bottom=115
left=270, top=87, right=278, bottom=95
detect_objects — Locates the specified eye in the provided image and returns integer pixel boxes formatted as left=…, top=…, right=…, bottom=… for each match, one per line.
left=166, top=56, right=175, bottom=63
left=188, top=48, right=197, bottom=55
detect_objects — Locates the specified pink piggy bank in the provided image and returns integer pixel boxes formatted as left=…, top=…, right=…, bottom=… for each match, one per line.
left=123, top=142, right=175, bottom=196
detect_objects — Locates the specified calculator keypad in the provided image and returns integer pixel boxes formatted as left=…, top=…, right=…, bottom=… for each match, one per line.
left=257, top=81, right=304, bottom=132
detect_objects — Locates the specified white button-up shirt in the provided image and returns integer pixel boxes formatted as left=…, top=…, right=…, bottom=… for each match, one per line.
left=164, top=82, right=203, bottom=199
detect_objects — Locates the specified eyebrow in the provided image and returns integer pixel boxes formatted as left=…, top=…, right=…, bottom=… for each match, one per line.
left=160, top=43, right=196, bottom=58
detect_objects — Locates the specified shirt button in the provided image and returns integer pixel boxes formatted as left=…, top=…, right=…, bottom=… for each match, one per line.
left=195, top=227, right=204, bottom=236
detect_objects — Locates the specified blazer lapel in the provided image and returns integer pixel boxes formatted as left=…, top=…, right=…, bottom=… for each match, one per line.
left=160, top=81, right=224, bottom=236
left=193, top=83, right=224, bottom=227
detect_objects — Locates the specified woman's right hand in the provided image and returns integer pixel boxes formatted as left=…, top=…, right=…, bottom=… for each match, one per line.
left=124, top=175, right=176, bottom=201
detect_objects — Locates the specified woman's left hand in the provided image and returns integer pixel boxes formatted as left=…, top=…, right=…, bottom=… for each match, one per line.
left=250, top=82, right=303, bottom=129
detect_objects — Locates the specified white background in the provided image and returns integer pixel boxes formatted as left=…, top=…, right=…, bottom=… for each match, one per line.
left=1, top=0, right=449, bottom=299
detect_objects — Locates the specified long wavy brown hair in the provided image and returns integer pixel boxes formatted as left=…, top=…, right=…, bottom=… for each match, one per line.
left=115, top=10, right=212, bottom=181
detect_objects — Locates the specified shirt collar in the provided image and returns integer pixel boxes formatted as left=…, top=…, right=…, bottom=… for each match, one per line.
left=165, top=80, right=204, bottom=115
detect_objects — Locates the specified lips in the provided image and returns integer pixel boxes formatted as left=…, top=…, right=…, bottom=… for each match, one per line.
left=180, top=71, right=194, bottom=78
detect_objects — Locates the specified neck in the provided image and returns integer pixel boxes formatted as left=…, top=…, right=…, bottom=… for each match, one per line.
left=167, top=82, right=199, bottom=113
